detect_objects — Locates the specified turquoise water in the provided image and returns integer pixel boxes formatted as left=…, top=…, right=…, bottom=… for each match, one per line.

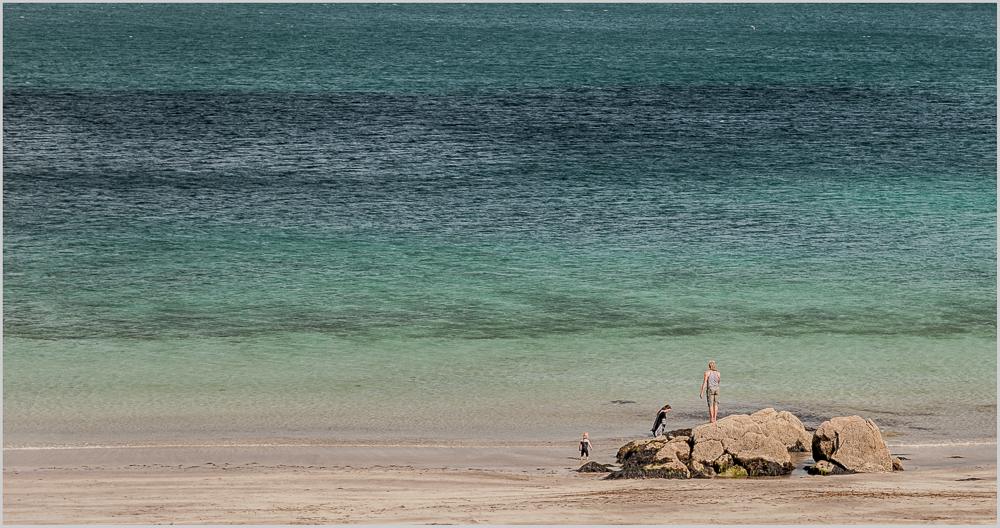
left=3, top=3, right=996, bottom=446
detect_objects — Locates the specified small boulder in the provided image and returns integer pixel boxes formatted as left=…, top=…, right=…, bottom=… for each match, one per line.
left=892, top=457, right=904, bottom=472
left=689, top=459, right=715, bottom=478
left=812, top=416, right=893, bottom=473
left=806, top=460, right=849, bottom=476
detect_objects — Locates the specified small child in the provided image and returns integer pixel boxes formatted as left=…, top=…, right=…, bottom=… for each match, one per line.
left=651, top=404, right=672, bottom=437
left=579, top=432, right=593, bottom=462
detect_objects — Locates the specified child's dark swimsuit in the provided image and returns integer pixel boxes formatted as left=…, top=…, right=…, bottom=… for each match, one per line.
left=651, top=410, right=668, bottom=435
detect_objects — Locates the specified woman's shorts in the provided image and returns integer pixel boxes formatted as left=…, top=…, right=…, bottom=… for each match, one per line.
left=706, top=387, right=720, bottom=407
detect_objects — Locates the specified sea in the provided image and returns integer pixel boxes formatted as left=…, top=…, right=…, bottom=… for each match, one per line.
left=3, top=3, right=996, bottom=449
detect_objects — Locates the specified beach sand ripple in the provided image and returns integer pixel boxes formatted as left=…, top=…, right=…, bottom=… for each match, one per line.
left=4, top=444, right=995, bottom=524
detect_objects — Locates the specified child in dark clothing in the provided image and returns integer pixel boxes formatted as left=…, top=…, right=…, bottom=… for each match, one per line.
left=579, top=432, right=593, bottom=462
left=651, top=404, right=672, bottom=436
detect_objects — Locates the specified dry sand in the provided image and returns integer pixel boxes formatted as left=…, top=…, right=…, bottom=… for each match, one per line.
left=3, top=442, right=996, bottom=524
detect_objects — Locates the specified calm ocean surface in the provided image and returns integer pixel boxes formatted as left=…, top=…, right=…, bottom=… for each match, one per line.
left=3, top=3, right=996, bottom=447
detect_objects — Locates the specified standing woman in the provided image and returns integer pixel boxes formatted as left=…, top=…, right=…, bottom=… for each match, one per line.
left=699, top=361, right=721, bottom=423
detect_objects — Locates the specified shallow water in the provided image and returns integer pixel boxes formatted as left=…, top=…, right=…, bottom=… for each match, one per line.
left=3, top=3, right=996, bottom=447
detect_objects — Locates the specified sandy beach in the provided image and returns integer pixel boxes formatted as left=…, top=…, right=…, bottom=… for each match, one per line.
left=3, top=441, right=995, bottom=525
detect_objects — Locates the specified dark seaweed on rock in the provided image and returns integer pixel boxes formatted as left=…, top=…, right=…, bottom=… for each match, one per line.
left=604, top=448, right=689, bottom=480
left=577, top=461, right=612, bottom=473
left=605, top=440, right=690, bottom=480
left=738, top=457, right=795, bottom=477
left=806, top=460, right=852, bottom=475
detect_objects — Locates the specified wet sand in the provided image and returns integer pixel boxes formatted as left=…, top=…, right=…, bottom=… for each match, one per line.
left=3, top=442, right=995, bottom=524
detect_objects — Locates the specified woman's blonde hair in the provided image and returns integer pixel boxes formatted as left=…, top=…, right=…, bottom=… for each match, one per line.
left=582, top=432, right=589, bottom=438
left=709, top=361, right=716, bottom=370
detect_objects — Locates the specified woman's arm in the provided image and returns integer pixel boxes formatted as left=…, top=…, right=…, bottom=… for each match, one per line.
left=700, top=371, right=709, bottom=398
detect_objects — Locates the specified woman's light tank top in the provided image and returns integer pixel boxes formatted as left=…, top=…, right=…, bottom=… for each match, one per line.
left=707, top=370, right=720, bottom=388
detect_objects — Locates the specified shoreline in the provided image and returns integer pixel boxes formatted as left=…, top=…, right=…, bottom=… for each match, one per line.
left=3, top=441, right=997, bottom=472
left=5, top=431, right=997, bottom=450
left=5, top=437, right=996, bottom=473
left=4, top=442, right=996, bottom=524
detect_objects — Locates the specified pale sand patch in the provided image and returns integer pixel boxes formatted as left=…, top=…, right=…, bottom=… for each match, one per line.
left=3, top=444, right=996, bottom=524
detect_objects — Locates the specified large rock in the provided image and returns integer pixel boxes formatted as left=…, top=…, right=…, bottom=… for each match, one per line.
left=636, top=458, right=692, bottom=479
left=690, top=412, right=797, bottom=477
left=812, top=416, right=894, bottom=473
left=725, top=431, right=793, bottom=476
left=690, top=438, right=725, bottom=466
left=750, top=408, right=813, bottom=452
left=692, top=414, right=762, bottom=444
left=654, top=437, right=692, bottom=464
left=616, top=437, right=669, bottom=463
left=608, top=436, right=692, bottom=480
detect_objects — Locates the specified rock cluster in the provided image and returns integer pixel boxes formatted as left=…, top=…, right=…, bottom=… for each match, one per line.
left=607, top=435, right=695, bottom=480
left=606, top=409, right=902, bottom=480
